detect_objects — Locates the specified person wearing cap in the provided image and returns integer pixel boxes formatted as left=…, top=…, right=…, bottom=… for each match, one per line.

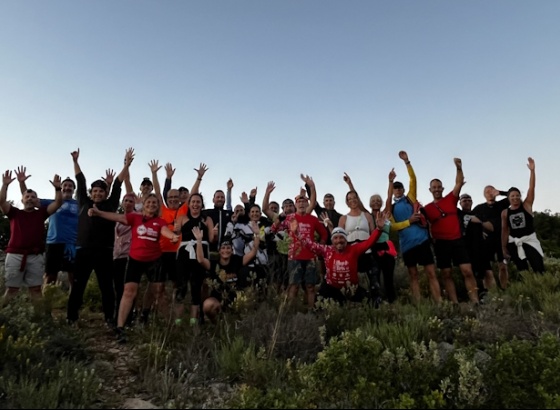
left=389, top=151, right=441, bottom=304
left=458, top=193, right=493, bottom=300
left=501, top=157, right=544, bottom=274
left=271, top=174, right=327, bottom=309
left=15, top=166, right=79, bottom=288
left=472, top=185, right=510, bottom=288
left=193, top=223, right=260, bottom=322
left=423, top=158, right=479, bottom=304
left=66, top=147, right=134, bottom=326
left=0, top=169, right=63, bottom=306
left=289, top=211, right=388, bottom=305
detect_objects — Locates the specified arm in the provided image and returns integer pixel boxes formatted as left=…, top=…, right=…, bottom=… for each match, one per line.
left=162, top=162, right=174, bottom=206
left=452, top=158, right=464, bottom=198
left=384, top=168, right=396, bottom=214
left=242, top=221, right=261, bottom=266
left=226, top=178, right=233, bottom=211
left=15, top=166, right=31, bottom=195
left=102, top=169, right=115, bottom=195
left=301, top=174, right=317, bottom=215
left=149, top=160, right=164, bottom=213
left=343, top=172, right=368, bottom=213
left=399, top=151, right=418, bottom=202
left=0, top=171, right=15, bottom=215
left=193, top=227, right=211, bottom=270
left=249, top=187, right=257, bottom=207
left=524, top=157, right=535, bottom=213
left=116, top=147, right=135, bottom=183
left=288, top=218, right=328, bottom=257
left=124, top=172, right=134, bottom=195
left=501, top=209, right=510, bottom=260
left=190, top=162, right=208, bottom=195
left=206, top=216, right=216, bottom=244
left=320, top=211, right=335, bottom=234
left=46, top=175, right=63, bottom=215
left=88, top=205, right=128, bottom=224
left=262, top=181, right=277, bottom=220
left=161, top=225, right=179, bottom=242
left=365, top=212, right=375, bottom=233
left=390, top=215, right=411, bottom=232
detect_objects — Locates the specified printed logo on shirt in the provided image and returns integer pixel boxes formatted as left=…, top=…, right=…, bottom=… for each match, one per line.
left=509, top=213, right=526, bottom=229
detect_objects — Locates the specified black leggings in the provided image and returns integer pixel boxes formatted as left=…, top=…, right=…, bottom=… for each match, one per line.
left=175, top=251, right=205, bottom=305
left=373, top=252, right=396, bottom=303
left=507, top=242, right=545, bottom=273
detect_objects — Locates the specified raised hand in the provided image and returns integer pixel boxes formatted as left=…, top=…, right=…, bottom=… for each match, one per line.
left=250, top=220, right=260, bottom=235
left=15, top=166, right=30, bottom=183
left=50, top=174, right=62, bottom=190
left=320, top=211, right=333, bottom=227
left=376, top=210, right=389, bottom=229
left=343, top=172, right=352, bottom=185
left=2, top=170, right=15, bottom=186
left=149, top=160, right=161, bottom=173
left=71, top=149, right=80, bottom=162
left=124, top=148, right=135, bottom=166
left=165, top=163, right=175, bottom=178
left=300, top=174, right=314, bottom=187
left=240, top=191, right=249, bottom=203
left=194, top=163, right=208, bottom=179
left=527, top=157, right=535, bottom=171
left=102, top=169, right=115, bottom=187
left=454, top=158, right=462, bottom=169
left=250, top=187, right=257, bottom=198
left=227, top=178, right=234, bottom=191
left=398, top=151, right=409, bottom=162
left=265, top=181, right=276, bottom=193
left=389, top=168, right=396, bottom=181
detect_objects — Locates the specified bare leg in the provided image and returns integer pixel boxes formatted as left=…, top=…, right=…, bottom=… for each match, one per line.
left=440, top=268, right=458, bottom=303
left=460, top=263, right=479, bottom=304
left=203, top=298, right=221, bottom=323
left=498, top=262, right=509, bottom=289
left=424, top=264, right=442, bottom=303
left=407, top=266, right=421, bottom=304
left=118, top=283, right=139, bottom=328
left=305, top=284, right=316, bottom=309
left=483, top=269, right=497, bottom=290
left=1, top=287, right=20, bottom=307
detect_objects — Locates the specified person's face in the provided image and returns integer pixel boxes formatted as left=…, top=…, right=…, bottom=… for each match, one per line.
left=269, top=202, right=280, bottom=214
left=167, top=189, right=181, bottom=209
left=179, top=189, right=189, bottom=203
left=332, top=234, right=347, bottom=251
left=91, top=187, right=107, bottom=203
left=189, top=196, right=203, bottom=214
left=213, top=191, right=225, bottom=208
left=143, top=196, right=159, bottom=216
left=122, top=196, right=135, bottom=213
left=429, top=181, right=444, bottom=200
left=393, top=186, right=405, bottom=199
left=323, top=196, right=335, bottom=210
left=219, top=244, right=233, bottom=259
left=22, top=191, right=38, bottom=211
left=234, top=205, right=245, bottom=218
left=282, top=201, right=295, bottom=215
left=460, top=197, right=473, bottom=211
left=508, top=191, right=522, bottom=207
left=346, top=193, right=359, bottom=209
left=249, top=206, right=261, bottom=221
left=61, top=181, right=75, bottom=200
left=370, top=195, right=382, bottom=211
left=484, top=185, right=496, bottom=202
left=296, top=197, right=308, bottom=214
left=140, top=183, right=153, bottom=196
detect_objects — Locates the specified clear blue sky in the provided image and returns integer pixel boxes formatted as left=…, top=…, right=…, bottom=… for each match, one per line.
left=1, top=1, right=559, bottom=213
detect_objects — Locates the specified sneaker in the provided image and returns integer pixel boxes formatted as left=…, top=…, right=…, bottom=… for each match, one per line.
left=115, top=327, right=127, bottom=344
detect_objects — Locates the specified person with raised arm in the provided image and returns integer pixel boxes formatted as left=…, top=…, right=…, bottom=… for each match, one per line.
left=162, top=162, right=207, bottom=208
left=501, top=157, right=545, bottom=273
left=389, top=150, right=441, bottom=304
left=16, top=166, right=78, bottom=288
left=423, top=158, right=479, bottom=304
left=1, top=169, right=62, bottom=306
left=88, top=193, right=179, bottom=343
left=271, top=174, right=327, bottom=309
left=66, top=147, right=134, bottom=326
left=290, top=210, right=389, bottom=305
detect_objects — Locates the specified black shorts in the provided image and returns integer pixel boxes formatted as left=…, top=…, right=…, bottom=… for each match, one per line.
left=402, top=240, right=435, bottom=268
left=483, top=236, right=505, bottom=263
left=160, top=252, right=177, bottom=282
left=124, top=257, right=164, bottom=284
left=45, top=243, right=76, bottom=276
left=433, top=238, right=470, bottom=269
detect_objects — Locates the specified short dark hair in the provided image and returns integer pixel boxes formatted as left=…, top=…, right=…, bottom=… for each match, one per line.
left=178, top=186, right=189, bottom=192
left=61, top=178, right=76, bottom=189
left=141, top=177, right=153, bottom=186
left=91, top=179, right=108, bottom=191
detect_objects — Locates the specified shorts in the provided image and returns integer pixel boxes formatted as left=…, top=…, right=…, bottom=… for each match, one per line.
left=124, top=257, right=164, bottom=284
left=45, top=243, right=76, bottom=277
left=433, top=238, right=470, bottom=269
left=402, top=240, right=435, bottom=268
left=160, top=252, right=177, bottom=282
left=4, top=253, right=44, bottom=288
left=288, top=259, right=319, bottom=286
left=483, top=236, right=505, bottom=263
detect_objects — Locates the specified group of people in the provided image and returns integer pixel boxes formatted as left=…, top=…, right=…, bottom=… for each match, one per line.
left=0, top=148, right=546, bottom=342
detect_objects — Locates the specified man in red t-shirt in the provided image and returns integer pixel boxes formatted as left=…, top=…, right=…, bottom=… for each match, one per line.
left=271, top=174, right=327, bottom=309
left=0, top=169, right=63, bottom=305
left=423, top=158, right=478, bottom=304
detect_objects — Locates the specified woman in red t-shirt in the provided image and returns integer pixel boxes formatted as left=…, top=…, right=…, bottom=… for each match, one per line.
left=89, top=193, right=178, bottom=342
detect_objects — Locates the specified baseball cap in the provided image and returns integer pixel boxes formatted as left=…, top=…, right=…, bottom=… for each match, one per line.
left=459, top=193, right=472, bottom=200
left=393, top=181, right=404, bottom=189
left=331, top=227, right=348, bottom=239
left=90, top=179, right=108, bottom=191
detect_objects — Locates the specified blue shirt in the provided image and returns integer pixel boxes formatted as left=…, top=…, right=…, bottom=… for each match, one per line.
left=393, top=197, right=429, bottom=253
left=41, top=198, right=79, bottom=244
